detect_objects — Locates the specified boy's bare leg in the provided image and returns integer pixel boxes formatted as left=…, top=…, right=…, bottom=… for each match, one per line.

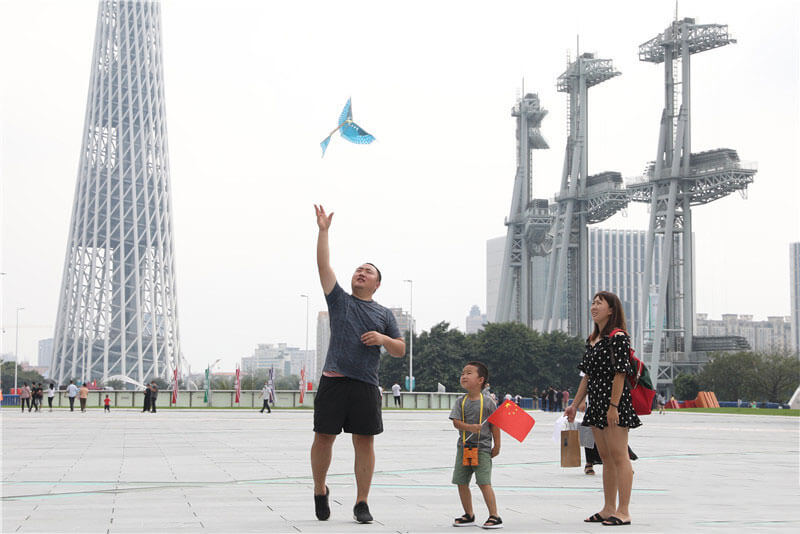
left=352, top=434, right=375, bottom=503
left=457, top=485, right=473, bottom=516
left=478, top=484, right=498, bottom=517
left=311, top=433, right=336, bottom=495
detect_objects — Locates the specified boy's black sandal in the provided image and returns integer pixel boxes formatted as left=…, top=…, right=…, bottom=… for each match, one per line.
left=452, top=513, right=475, bottom=527
left=482, top=515, right=503, bottom=529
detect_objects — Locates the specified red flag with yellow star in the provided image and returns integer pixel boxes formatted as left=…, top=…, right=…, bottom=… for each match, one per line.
left=487, top=400, right=535, bottom=442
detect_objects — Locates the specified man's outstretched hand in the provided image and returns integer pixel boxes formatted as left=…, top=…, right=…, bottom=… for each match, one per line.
left=315, top=204, right=333, bottom=231
left=360, top=331, right=386, bottom=346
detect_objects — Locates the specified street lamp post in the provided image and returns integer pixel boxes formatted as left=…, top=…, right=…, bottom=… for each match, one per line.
left=300, top=294, right=309, bottom=384
left=403, top=280, right=414, bottom=392
left=14, top=306, right=24, bottom=392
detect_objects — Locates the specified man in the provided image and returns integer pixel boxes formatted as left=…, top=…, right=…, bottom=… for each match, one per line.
left=391, top=382, right=402, bottom=408
left=150, top=381, right=158, bottom=413
left=259, top=382, right=272, bottom=414
left=67, top=380, right=78, bottom=412
left=142, top=383, right=151, bottom=413
left=310, top=205, right=405, bottom=524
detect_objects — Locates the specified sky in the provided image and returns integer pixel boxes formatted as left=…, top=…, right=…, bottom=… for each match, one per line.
left=1, top=0, right=798, bottom=372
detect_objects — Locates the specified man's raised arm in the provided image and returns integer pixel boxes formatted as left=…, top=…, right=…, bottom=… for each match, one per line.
left=315, top=204, right=336, bottom=295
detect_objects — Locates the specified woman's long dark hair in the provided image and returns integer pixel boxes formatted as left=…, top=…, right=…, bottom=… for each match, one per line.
left=588, top=291, right=628, bottom=342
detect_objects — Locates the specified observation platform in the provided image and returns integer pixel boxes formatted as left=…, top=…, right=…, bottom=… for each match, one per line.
left=2, top=408, right=798, bottom=532
left=626, top=148, right=757, bottom=205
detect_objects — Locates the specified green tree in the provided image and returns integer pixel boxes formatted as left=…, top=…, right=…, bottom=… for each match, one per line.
left=749, top=352, right=800, bottom=403
left=1, top=361, right=45, bottom=392
left=275, top=374, right=300, bottom=390
left=697, top=351, right=758, bottom=401
left=673, top=372, right=701, bottom=399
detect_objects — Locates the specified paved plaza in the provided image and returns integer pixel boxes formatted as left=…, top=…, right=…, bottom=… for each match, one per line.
left=2, top=407, right=798, bottom=533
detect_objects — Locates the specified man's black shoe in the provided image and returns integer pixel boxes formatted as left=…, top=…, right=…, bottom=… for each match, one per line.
left=314, top=486, right=330, bottom=520
left=353, top=501, right=373, bottom=523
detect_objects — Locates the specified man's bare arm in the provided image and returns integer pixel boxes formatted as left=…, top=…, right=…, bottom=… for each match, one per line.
left=315, top=204, right=336, bottom=295
left=360, top=332, right=405, bottom=358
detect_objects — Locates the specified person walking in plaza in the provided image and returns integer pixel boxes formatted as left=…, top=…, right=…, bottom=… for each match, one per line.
left=562, top=387, right=570, bottom=413
left=47, top=383, right=56, bottom=411
left=565, top=291, right=641, bottom=527
left=391, top=382, right=402, bottom=408
left=30, top=383, right=40, bottom=412
left=78, top=383, right=89, bottom=412
left=142, top=383, right=151, bottom=412
left=150, top=381, right=158, bottom=413
left=35, top=383, right=44, bottom=412
left=657, top=393, right=665, bottom=414
left=450, top=361, right=502, bottom=529
left=67, top=380, right=78, bottom=411
left=310, top=205, right=405, bottom=524
left=20, top=382, right=31, bottom=412
left=259, top=382, right=272, bottom=413
left=104, top=394, right=111, bottom=413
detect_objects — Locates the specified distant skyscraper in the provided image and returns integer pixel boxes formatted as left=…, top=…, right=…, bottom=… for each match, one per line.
left=791, top=242, right=800, bottom=354
left=388, top=307, right=414, bottom=339
left=588, top=229, right=666, bottom=346
left=485, top=237, right=505, bottom=323
left=696, top=313, right=792, bottom=352
left=316, top=311, right=330, bottom=383
left=38, top=338, right=54, bottom=369
left=241, top=343, right=312, bottom=378
left=465, top=305, right=487, bottom=334
left=50, top=0, right=180, bottom=385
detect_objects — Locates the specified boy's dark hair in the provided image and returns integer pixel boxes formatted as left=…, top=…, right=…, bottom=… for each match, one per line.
left=466, top=361, right=489, bottom=387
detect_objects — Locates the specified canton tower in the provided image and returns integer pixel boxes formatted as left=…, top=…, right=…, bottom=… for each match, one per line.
left=50, top=0, right=180, bottom=386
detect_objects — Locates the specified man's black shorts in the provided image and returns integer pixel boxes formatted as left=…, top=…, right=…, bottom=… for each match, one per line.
left=314, top=375, right=383, bottom=435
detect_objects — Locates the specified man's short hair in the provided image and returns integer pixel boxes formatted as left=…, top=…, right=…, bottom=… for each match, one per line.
left=465, top=361, right=489, bottom=387
left=365, top=262, right=382, bottom=282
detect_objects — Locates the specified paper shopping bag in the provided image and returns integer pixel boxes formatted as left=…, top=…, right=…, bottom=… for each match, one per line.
left=560, top=429, right=581, bottom=467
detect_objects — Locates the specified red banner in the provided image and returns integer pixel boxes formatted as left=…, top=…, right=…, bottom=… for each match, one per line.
left=172, top=368, right=178, bottom=404
left=235, top=367, right=241, bottom=404
left=486, top=400, right=535, bottom=443
left=299, top=367, right=306, bottom=404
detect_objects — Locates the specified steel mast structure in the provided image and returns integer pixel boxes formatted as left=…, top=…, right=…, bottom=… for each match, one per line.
left=495, top=93, right=552, bottom=326
left=50, top=0, right=181, bottom=386
left=542, top=52, right=627, bottom=336
left=628, top=18, right=756, bottom=383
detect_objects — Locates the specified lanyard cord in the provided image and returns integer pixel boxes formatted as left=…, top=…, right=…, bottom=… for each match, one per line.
left=461, top=394, right=484, bottom=447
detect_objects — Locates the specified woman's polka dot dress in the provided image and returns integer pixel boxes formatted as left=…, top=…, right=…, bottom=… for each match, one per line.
left=578, top=332, right=642, bottom=430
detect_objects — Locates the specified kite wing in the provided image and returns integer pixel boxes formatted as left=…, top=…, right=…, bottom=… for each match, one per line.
left=341, top=121, right=375, bottom=145
left=338, top=98, right=353, bottom=125
left=320, top=135, right=333, bottom=157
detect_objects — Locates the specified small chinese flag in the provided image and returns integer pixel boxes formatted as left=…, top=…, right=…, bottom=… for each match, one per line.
left=487, top=400, right=535, bottom=442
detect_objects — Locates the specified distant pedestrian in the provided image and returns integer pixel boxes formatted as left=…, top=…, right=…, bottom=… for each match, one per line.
left=514, top=394, right=522, bottom=405
left=20, top=382, right=31, bottom=412
left=150, top=382, right=158, bottom=413
left=504, top=393, right=512, bottom=402
left=142, top=384, right=151, bottom=412
left=67, top=380, right=78, bottom=411
left=47, top=383, right=56, bottom=411
left=391, top=382, right=402, bottom=407
left=259, top=383, right=272, bottom=413
left=79, top=383, right=89, bottom=412
left=30, top=383, right=40, bottom=412
left=532, top=387, right=539, bottom=410
left=562, top=388, right=570, bottom=411
left=104, top=394, right=111, bottom=413
left=547, top=386, right=556, bottom=412
left=35, top=383, right=44, bottom=412
left=657, top=393, right=665, bottom=414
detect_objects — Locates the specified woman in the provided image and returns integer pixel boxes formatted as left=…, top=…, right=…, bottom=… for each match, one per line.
left=78, top=382, right=89, bottom=412
left=20, top=382, right=31, bottom=412
left=565, top=291, right=641, bottom=527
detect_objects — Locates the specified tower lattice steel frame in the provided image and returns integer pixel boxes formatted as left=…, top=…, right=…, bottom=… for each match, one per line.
left=50, top=0, right=181, bottom=385
left=628, top=17, right=757, bottom=384
left=542, top=52, right=627, bottom=336
left=495, top=94, right=552, bottom=326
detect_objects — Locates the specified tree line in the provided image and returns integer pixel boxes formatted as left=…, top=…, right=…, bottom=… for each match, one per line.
left=673, top=351, right=799, bottom=403
left=379, top=322, right=586, bottom=396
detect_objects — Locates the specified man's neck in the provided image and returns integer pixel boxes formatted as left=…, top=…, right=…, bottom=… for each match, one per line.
left=466, top=389, right=482, bottom=400
left=351, top=288, right=374, bottom=301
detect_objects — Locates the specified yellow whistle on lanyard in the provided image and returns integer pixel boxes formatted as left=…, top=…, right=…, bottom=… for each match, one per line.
left=461, top=394, right=483, bottom=466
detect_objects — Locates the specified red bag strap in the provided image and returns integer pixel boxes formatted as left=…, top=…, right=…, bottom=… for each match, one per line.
left=607, top=328, right=628, bottom=338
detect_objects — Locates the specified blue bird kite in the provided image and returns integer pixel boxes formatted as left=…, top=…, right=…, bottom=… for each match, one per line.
left=320, top=98, right=375, bottom=157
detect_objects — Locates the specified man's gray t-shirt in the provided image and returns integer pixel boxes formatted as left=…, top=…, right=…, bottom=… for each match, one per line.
left=323, top=282, right=402, bottom=386
left=449, top=393, right=497, bottom=452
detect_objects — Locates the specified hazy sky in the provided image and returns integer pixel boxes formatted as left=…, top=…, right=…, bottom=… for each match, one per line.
left=2, top=0, right=798, bottom=372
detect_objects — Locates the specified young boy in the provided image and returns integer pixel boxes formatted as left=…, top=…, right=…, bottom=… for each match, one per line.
left=104, top=395, right=111, bottom=413
left=449, top=361, right=502, bottom=529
